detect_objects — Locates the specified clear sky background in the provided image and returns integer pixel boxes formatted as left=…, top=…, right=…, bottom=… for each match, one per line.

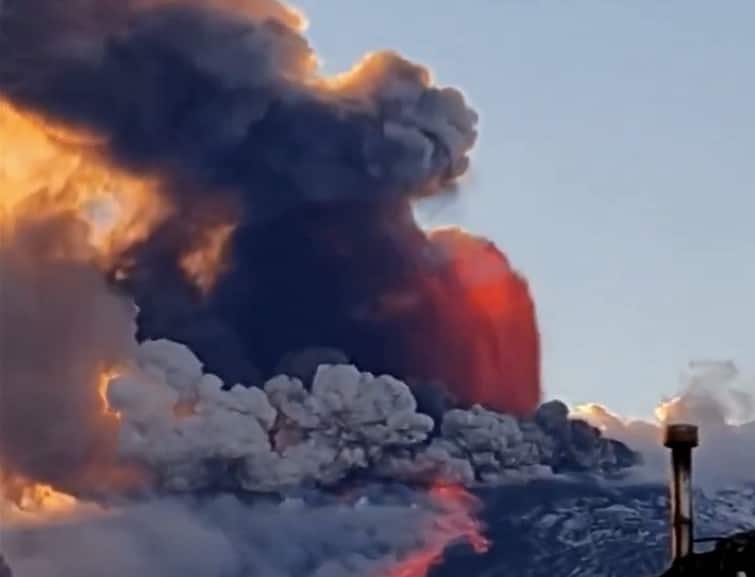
left=295, top=0, right=755, bottom=418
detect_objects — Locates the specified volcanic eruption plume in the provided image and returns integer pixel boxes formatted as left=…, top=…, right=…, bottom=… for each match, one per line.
left=0, top=0, right=541, bottom=415
left=0, top=1, right=542, bottom=574
left=4, top=1, right=752, bottom=576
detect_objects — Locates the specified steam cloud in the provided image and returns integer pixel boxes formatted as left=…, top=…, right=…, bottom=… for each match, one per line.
left=575, top=362, right=755, bottom=487
left=0, top=0, right=540, bottom=415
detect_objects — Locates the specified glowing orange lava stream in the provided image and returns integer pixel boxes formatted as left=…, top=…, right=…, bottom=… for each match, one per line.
left=381, top=484, right=490, bottom=577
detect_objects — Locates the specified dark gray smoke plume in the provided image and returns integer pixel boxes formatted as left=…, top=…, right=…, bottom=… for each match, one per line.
left=0, top=0, right=542, bottom=416
left=0, top=0, right=473, bottom=203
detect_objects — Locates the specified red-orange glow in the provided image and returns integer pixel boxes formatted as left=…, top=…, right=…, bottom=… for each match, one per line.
left=411, top=228, right=541, bottom=415
left=179, top=222, right=236, bottom=295
left=0, top=473, right=119, bottom=530
left=173, top=398, right=199, bottom=419
left=653, top=397, right=675, bottom=424
left=97, top=368, right=123, bottom=420
left=10, top=481, right=79, bottom=515
left=381, top=484, right=489, bottom=577
left=0, top=99, right=170, bottom=264
left=0, top=472, right=86, bottom=526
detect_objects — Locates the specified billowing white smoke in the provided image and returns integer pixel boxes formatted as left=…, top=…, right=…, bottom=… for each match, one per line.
left=107, top=340, right=637, bottom=495
left=575, top=362, right=755, bottom=488
left=109, top=340, right=438, bottom=491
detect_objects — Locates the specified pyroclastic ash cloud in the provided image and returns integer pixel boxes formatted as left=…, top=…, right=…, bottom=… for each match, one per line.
left=0, top=0, right=541, bottom=415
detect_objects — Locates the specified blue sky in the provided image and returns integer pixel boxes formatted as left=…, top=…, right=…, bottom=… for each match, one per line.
left=295, top=1, right=755, bottom=417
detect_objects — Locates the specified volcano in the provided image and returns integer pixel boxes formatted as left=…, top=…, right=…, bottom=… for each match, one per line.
left=1, top=2, right=753, bottom=577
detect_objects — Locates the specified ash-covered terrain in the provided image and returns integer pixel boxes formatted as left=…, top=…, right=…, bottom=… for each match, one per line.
left=435, top=483, right=755, bottom=577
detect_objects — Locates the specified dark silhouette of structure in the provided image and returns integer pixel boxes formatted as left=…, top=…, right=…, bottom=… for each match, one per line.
left=659, top=424, right=755, bottom=577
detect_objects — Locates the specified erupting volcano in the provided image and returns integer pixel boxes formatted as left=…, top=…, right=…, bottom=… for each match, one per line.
left=0, top=0, right=550, bottom=575
left=4, top=3, right=754, bottom=577
left=0, top=0, right=540, bottom=417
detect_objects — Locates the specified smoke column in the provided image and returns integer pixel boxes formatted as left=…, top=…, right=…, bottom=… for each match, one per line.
left=0, top=0, right=541, bottom=415
left=0, top=197, right=141, bottom=496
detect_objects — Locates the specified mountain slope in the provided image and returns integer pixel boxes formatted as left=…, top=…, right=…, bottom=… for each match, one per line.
left=433, top=481, right=755, bottom=577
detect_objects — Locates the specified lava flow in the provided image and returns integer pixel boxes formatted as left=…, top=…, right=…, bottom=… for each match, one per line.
left=381, top=484, right=490, bottom=577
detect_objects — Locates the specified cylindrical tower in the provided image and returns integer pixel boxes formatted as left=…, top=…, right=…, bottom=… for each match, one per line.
left=663, top=423, right=699, bottom=562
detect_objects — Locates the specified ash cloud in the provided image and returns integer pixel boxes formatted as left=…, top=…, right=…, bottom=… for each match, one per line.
left=3, top=3, right=751, bottom=576
left=0, top=198, right=138, bottom=495
left=0, top=0, right=474, bottom=204
left=0, top=0, right=540, bottom=415
left=0, top=491, right=458, bottom=577
left=107, top=340, right=637, bottom=494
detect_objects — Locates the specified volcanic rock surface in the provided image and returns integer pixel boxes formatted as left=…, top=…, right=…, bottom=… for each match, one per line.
left=433, top=482, right=755, bottom=577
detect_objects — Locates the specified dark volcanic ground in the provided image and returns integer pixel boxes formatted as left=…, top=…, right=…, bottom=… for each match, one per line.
left=433, top=481, right=755, bottom=577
